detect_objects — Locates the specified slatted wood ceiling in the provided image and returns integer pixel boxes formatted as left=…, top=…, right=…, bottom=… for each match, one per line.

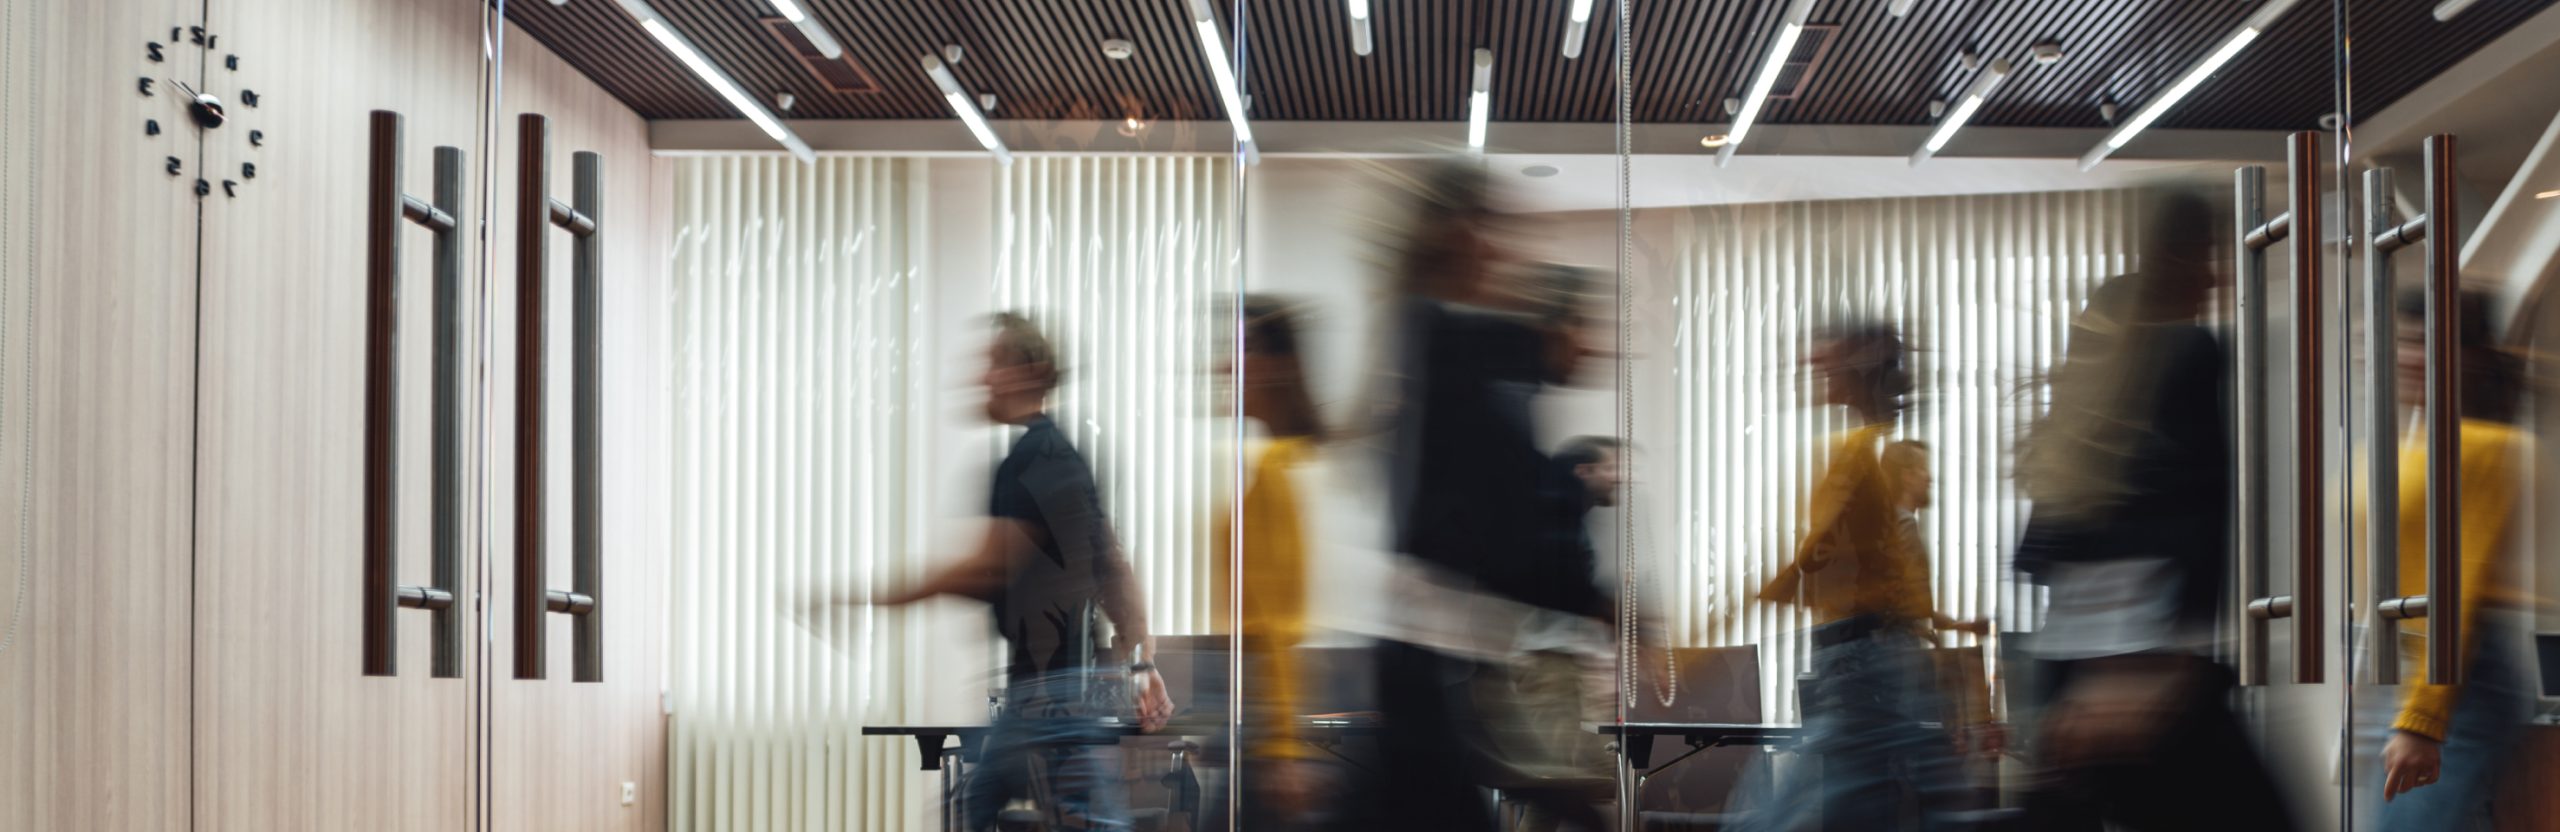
left=505, top=0, right=2553, bottom=129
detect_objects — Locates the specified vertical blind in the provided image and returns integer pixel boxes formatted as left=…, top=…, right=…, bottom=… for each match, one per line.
left=1657, top=189, right=2143, bottom=721
left=666, top=155, right=1237, bottom=830
left=994, top=156, right=1237, bottom=638
left=666, top=156, right=930, bottom=830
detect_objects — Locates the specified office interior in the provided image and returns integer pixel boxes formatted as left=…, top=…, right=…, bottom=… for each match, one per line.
left=5, top=0, right=2560, bottom=829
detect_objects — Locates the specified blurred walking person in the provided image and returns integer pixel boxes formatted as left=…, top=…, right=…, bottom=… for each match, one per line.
left=2012, top=192, right=2294, bottom=832
left=847, top=312, right=1175, bottom=832
left=1747, top=321, right=1978, bottom=832
left=1206, top=295, right=1329, bottom=830
left=2355, top=286, right=2534, bottom=831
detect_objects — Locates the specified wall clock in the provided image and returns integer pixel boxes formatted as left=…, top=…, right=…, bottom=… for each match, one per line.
left=140, top=23, right=263, bottom=199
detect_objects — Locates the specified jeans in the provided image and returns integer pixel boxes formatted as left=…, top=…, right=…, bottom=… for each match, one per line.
left=2355, top=617, right=2533, bottom=832
left=964, top=672, right=1130, bottom=831
left=1741, top=618, right=1965, bottom=832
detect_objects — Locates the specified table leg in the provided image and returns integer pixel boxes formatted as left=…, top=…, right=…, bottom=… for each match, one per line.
left=941, top=747, right=964, bottom=832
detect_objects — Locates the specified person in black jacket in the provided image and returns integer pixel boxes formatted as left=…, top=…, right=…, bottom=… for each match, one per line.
left=2013, top=191, right=2296, bottom=832
left=1349, top=159, right=1608, bottom=832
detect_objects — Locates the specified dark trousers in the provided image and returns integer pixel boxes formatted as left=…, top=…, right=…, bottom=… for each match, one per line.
left=2021, top=658, right=2296, bottom=832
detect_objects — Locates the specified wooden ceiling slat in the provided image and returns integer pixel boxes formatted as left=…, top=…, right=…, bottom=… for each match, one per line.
left=502, top=0, right=2552, bottom=133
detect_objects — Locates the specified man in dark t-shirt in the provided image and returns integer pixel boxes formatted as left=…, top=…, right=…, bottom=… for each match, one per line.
left=864, top=312, right=1171, bottom=831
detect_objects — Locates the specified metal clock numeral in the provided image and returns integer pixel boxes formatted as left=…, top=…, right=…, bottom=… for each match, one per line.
left=147, top=42, right=164, bottom=62
left=249, top=129, right=264, bottom=147
left=224, top=54, right=238, bottom=71
left=221, top=180, right=238, bottom=198
left=241, top=162, right=255, bottom=180
left=146, top=119, right=161, bottom=136
left=166, top=156, right=182, bottom=176
left=138, top=77, right=154, bottom=96
left=194, top=179, right=210, bottom=197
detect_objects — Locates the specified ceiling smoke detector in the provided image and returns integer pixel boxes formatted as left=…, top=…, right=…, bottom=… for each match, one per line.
left=2030, top=41, right=2064, bottom=65
left=1101, top=38, right=1136, bottom=60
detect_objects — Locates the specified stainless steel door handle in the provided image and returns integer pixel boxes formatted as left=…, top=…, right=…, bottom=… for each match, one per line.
left=361, top=110, right=464, bottom=679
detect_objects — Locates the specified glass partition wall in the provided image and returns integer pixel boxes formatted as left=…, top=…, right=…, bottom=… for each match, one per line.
left=631, top=0, right=2560, bottom=829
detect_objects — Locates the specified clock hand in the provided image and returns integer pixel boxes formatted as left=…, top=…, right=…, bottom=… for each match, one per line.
left=170, top=79, right=201, bottom=100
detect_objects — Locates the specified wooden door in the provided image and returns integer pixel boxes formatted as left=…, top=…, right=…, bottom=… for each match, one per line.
left=1, top=0, right=205, bottom=828
left=190, top=0, right=492, bottom=827
left=483, top=20, right=672, bottom=832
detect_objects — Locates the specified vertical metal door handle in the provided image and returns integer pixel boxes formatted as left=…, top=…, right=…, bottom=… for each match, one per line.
left=2360, top=135, right=2463, bottom=686
left=2287, top=130, right=2324, bottom=686
left=361, top=110, right=465, bottom=679
left=513, top=113, right=605, bottom=683
left=2422, top=136, right=2463, bottom=686
left=2233, top=164, right=2269, bottom=686
left=2232, top=130, right=2324, bottom=685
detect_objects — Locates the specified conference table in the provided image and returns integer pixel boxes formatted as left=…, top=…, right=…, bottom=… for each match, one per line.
left=865, top=714, right=1380, bottom=832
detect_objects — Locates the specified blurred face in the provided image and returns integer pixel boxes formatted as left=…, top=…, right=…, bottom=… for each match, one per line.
left=1576, top=449, right=1623, bottom=508
left=980, top=337, right=1047, bottom=424
left=1546, top=315, right=1600, bottom=385
left=1808, top=339, right=1851, bottom=409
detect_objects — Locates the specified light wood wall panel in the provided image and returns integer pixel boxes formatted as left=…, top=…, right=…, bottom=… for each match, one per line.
left=191, top=0, right=489, bottom=827
left=486, top=19, right=670, bottom=832
left=12, top=0, right=205, bottom=828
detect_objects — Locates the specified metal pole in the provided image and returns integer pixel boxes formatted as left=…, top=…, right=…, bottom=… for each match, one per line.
left=571, top=149, right=604, bottom=684
left=2288, top=130, right=2325, bottom=685
left=2423, top=134, right=2463, bottom=686
left=514, top=113, right=551, bottom=680
left=2235, top=164, right=2269, bottom=687
left=430, top=144, right=465, bottom=679
left=2363, top=167, right=2401, bottom=685
left=362, top=110, right=404, bottom=678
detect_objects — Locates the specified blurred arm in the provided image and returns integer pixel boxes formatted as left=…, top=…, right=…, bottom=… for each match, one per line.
left=869, top=520, right=1021, bottom=607
left=2394, top=426, right=2527, bottom=741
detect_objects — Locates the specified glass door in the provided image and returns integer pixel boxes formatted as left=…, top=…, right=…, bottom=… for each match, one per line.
left=2334, top=1, right=2560, bottom=828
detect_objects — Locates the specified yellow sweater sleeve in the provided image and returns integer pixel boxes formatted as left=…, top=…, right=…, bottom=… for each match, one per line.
left=2392, top=423, right=2528, bottom=741
left=1213, top=439, right=1316, bottom=761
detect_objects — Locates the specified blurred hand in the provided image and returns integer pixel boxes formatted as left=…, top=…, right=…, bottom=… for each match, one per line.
left=2382, top=730, right=2444, bottom=802
left=1136, top=668, right=1175, bottom=733
left=2038, top=668, right=2183, bottom=768
left=1256, top=759, right=1325, bottom=816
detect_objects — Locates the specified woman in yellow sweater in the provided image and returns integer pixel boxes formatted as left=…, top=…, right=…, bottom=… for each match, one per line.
left=1747, top=322, right=1979, bottom=832
left=2367, top=287, right=2534, bottom=830
left=1208, top=295, right=1325, bottom=827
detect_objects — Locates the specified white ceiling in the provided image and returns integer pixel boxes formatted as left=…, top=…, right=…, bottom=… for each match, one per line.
left=1484, top=154, right=2242, bottom=214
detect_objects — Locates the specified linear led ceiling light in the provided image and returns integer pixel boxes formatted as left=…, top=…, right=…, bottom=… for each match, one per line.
left=768, top=0, right=847, bottom=60
left=2080, top=0, right=2302, bottom=170
left=1910, top=58, right=2011, bottom=166
left=1468, top=49, right=1494, bottom=153
left=1347, top=0, right=1373, bottom=56
left=619, top=0, right=813, bottom=161
left=1562, top=0, right=1596, bottom=59
left=1887, top=0, right=1917, bottom=16
left=1186, top=0, right=1258, bottom=160
left=1716, top=0, right=1816, bottom=167
left=2433, top=0, right=2483, bottom=21
left=923, top=55, right=1010, bottom=165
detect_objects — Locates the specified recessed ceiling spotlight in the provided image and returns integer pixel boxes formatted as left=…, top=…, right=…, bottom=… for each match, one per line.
left=2099, top=100, right=2118, bottom=123
left=1700, top=133, right=1732, bottom=148
left=1118, top=116, right=1149, bottom=137
left=943, top=44, right=965, bottom=64
left=1522, top=164, right=1560, bottom=178
left=1959, top=49, right=1984, bottom=72
left=2030, top=41, right=2064, bottom=65
left=775, top=92, right=796, bottom=112
left=2318, top=112, right=2342, bottom=130
left=1722, top=97, right=1741, bottom=116
left=548, top=0, right=569, bottom=6
left=1102, top=38, right=1136, bottom=60
left=1928, top=99, right=1947, bottom=118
